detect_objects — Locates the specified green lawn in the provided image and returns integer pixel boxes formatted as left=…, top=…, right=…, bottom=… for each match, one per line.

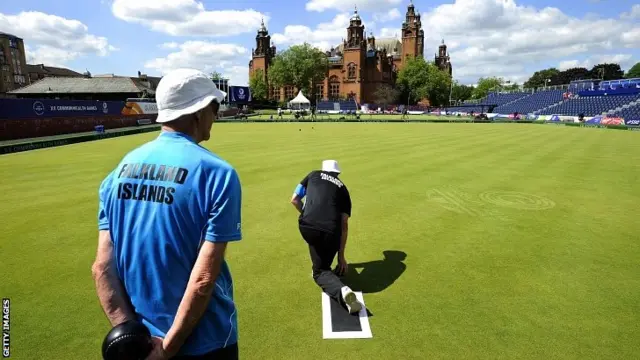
left=1, top=123, right=639, bottom=359
left=247, top=112, right=463, bottom=121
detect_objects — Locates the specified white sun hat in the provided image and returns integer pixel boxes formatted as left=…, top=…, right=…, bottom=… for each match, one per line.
left=155, top=68, right=227, bottom=123
left=322, top=160, right=341, bottom=173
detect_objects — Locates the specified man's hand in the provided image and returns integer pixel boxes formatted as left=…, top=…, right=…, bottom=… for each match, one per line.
left=335, top=255, right=348, bottom=276
left=144, top=337, right=169, bottom=360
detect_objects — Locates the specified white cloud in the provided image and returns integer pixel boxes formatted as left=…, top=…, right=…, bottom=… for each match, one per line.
left=621, top=4, right=640, bottom=20
left=272, top=13, right=377, bottom=51
left=306, top=0, right=401, bottom=12
left=373, top=8, right=401, bottom=22
left=558, top=54, right=635, bottom=71
left=414, top=0, right=640, bottom=84
left=112, top=0, right=267, bottom=37
left=144, top=41, right=249, bottom=86
left=0, top=11, right=115, bottom=66
left=160, top=42, right=179, bottom=49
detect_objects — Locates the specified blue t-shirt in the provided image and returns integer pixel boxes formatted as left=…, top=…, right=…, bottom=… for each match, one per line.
left=97, top=131, right=242, bottom=356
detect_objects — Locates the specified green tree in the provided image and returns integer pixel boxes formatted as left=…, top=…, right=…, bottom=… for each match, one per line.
left=397, top=57, right=452, bottom=107
left=451, top=81, right=473, bottom=103
left=472, top=77, right=503, bottom=99
left=552, top=67, right=590, bottom=85
left=524, top=68, right=560, bottom=88
left=373, top=84, right=399, bottom=109
left=624, top=62, right=640, bottom=79
left=249, top=69, right=268, bottom=101
left=589, top=63, right=624, bottom=80
left=210, top=71, right=223, bottom=80
left=267, top=43, right=328, bottom=97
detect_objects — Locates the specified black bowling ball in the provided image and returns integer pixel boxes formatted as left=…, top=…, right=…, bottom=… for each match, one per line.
left=102, top=320, right=153, bottom=360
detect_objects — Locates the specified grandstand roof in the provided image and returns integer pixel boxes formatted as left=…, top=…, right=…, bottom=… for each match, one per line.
left=335, top=37, right=402, bottom=55
left=8, top=76, right=155, bottom=94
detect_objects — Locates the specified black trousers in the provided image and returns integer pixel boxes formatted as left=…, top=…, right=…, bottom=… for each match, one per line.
left=299, top=225, right=346, bottom=304
left=172, top=343, right=238, bottom=360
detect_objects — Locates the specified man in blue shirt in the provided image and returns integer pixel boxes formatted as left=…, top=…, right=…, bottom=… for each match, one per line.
left=92, top=68, right=242, bottom=360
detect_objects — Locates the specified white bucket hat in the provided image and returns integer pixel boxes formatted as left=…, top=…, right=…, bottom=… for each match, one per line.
left=322, top=160, right=341, bottom=173
left=155, top=68, right=227, bottom=123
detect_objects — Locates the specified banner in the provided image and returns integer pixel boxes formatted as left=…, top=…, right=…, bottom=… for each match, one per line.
left=625, top=119, right=640, bottom=126
left=228, top=86, right=252, bottom=103
left=0, top=99, right=158, bottom=119
left=601, top=116, right=625, bottom=126
left=121, top=101, right=158, bottom=115
left=585, top=115, right=602, bottom=125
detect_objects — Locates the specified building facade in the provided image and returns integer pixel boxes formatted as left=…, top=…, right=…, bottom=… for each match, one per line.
left=0, top=32, right=28, bottom=96
left=248, top=1, right=452, bottom=104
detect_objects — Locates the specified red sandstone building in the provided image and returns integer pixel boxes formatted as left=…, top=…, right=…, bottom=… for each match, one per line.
left=248, top=1, right=452, bottom=104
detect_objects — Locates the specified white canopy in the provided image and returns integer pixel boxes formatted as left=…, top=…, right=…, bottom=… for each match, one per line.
left=289, top=90, right=310, bottom=105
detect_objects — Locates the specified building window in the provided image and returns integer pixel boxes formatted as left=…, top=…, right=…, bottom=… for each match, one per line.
left=285, top=86, right=295, bottom=100
left=347, top=63, right=357, bottom=79
left=316, top=84, right=324, bottom=99
left=329, top=76, right=340, bottom=99
left=269, top=86, right=278, bottom=100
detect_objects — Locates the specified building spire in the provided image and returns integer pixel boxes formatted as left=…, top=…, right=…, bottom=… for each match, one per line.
left=259, top=17, right=267, bottom=32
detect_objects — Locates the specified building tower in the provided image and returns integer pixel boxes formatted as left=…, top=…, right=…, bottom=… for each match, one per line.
left=345, top=7, right=365, bottom=50
left=340, top=7, right=366, bottom=102
left=401, top=0, right=424, bottom=66
left=248, top=19, right=276, bottom=80
left=435, top=39, right=452, bottom=76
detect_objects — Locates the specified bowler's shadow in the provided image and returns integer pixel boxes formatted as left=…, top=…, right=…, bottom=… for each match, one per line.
left=342, top=250, right=407, bottom=293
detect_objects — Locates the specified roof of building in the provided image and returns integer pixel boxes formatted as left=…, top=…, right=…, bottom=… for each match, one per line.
left=0, top=31, right=21, bottom=39
left=26, top=64, right=83, bottom=77
left=334, top=37, right=402, bottom=56
left=8, top=76, right=155, bottom=94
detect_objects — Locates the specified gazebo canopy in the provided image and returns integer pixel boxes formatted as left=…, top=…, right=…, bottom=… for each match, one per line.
left=289, top=91, right=310, bottom=104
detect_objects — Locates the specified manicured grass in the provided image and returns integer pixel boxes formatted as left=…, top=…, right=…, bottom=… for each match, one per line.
left=1, top=123, right=639, bottom=359
left=249, top=112, right=458, bottom=121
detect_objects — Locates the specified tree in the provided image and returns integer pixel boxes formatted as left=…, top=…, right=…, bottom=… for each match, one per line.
left=625, top=62, right=640, bottom=79
left=551, top=67, right=590, bottom=85
left=210, top=71, right=223, bottom=80
left=589, top=63, right=624, bottom=80
left=373, top=84, right=399, bottom=109
left=524, top=68, right=560, bottom=88
left=472, top=77, right=503, bottom=99
left=397, top=57, right=452, bottom=107
left=267, top=43, right=328, bottom=99
left=451, top=81, right=473, bottom=103
left=249, top=69, right=268, bottom=101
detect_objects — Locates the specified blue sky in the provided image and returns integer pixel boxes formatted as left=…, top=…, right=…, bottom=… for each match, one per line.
left=1, top=0, right=638, bottom=86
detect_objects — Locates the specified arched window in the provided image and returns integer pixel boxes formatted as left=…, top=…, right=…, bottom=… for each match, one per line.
left=329, top=76, right=340, bottom=99
left=347, top=63, right=357, bottom=79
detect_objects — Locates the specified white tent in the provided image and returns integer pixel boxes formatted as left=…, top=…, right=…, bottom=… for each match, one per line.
left=289, top=91, right=311, bottom=110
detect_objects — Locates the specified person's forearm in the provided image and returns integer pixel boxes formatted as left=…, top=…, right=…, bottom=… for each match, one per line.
left=162, top=259, right=224, bottom=356
left=93, top=264, right=136, bottom=326
left=292, top=199, right=303, bottom=214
